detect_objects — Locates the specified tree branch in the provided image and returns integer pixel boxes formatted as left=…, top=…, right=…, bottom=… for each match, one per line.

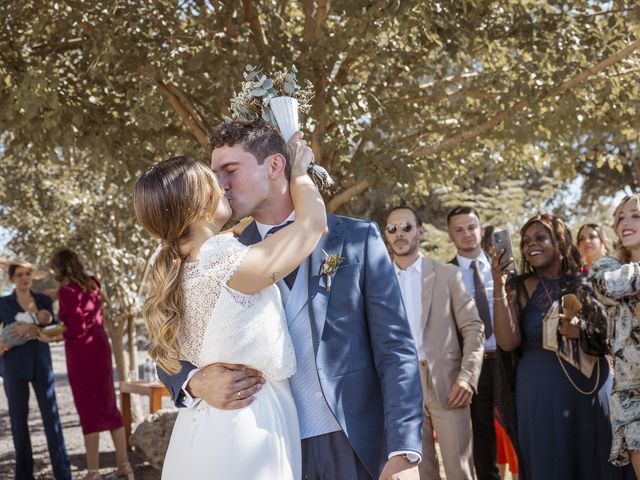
left=242, top=0, right=268, bottom=48
left=31, top=37, right=84, bottom=56
left=327, top=179, right=370, bottom=213
left=314, top=0, right=328, bottom=41
left=302, top=0, right=315, bottom=45
left=157, top=81, right=209, bottom=147
left=398, top=88, right=503, bottom=105
left=411, top=38, right=640, bottom=158
left=573, top=7, right=639, bottom=19
left=163, top=83, right=208, bottom=134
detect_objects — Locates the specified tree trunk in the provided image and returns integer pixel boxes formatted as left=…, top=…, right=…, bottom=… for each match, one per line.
left=105, top=318, right=127, bottom=382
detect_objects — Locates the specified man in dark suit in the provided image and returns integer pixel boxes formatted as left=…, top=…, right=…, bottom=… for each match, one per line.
left=448, top=206, right=500, bottom=480
left=158, top=119, right=423, bottom=479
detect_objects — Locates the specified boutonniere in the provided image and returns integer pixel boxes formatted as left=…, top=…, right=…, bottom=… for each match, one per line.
left=321, top=249, right=344, bottom=292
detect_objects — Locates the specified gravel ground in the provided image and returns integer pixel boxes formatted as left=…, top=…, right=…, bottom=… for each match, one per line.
left=0, top=342, right=173, bottom=479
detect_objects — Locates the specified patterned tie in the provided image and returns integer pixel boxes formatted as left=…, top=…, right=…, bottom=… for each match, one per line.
left=266, top=221, right=298, bottom=289
left=471, top=260, right=493, bottom=338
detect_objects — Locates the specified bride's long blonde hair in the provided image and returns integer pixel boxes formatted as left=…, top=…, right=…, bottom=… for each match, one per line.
left=133, top=156, right=221, bottom=374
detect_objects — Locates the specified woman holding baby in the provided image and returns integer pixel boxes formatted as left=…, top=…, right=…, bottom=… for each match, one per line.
left=0, top=258, right=72, bottom=479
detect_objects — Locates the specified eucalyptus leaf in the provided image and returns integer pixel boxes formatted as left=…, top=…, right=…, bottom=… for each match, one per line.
left=251, top=88, right=268, bottom=97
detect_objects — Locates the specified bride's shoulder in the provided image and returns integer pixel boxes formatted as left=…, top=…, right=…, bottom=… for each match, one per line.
left=198, top=233, right=242, bottom=256
left=192, top=234, right=249, bottom=273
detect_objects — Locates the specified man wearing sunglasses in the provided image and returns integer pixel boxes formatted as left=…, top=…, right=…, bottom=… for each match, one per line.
left=385, top=206, right=485, bottom=480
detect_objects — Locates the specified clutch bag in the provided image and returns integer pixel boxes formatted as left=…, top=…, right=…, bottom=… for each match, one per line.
left=542, top=300, right=597, bottom=379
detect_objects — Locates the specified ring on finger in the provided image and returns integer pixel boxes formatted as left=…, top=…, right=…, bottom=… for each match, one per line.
left=236, top=392, right=241, bottom=399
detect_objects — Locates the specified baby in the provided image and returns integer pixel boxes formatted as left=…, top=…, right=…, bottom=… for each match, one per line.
left=1, top=309, right=53, bottom=347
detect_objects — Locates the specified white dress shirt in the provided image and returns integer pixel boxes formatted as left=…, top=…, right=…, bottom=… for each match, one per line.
left=393, top=255, right=426, bottom=361
left=456, top=252, right=496, bottom=352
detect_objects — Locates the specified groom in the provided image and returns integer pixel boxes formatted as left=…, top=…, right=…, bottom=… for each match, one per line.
left=158, top=119, right=423, bottom=479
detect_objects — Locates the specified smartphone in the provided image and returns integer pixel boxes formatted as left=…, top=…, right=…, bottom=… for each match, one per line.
left=493, top=229, right=516, bottom=273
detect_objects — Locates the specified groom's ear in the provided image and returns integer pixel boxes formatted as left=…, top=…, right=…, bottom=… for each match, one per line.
left=265, top=153, right=287, bottom=179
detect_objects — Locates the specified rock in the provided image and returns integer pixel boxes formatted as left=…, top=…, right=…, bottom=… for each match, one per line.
left=130, top=409, right=178, bottom=470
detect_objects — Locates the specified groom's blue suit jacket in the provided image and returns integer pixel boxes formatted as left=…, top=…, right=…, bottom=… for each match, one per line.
left=158, top=214, right=423, bottom=477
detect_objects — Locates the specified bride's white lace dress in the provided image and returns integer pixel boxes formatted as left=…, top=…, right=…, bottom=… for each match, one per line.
left=161, top=235, right=300, bottom=479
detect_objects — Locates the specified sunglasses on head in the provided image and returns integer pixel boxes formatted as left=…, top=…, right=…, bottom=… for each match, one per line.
left=385, top=222, right=414, bottom=234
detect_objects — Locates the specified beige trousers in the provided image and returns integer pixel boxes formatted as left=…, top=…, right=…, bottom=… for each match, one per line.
left=418, top=362, right=475, bottom=480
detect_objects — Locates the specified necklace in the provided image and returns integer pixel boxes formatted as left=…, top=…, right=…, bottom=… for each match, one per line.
left=538, top=275, right=556, bottom=306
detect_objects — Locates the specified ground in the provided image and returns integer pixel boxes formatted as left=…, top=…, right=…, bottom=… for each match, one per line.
left=0, top=342, right=170, bottom=479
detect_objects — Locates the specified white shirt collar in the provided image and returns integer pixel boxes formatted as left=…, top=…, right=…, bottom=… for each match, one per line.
left=456, top=250, right=490, bottom=271
left=255, top=211, right=296, bottom=239
left=393, top=254, right=423, bottom=275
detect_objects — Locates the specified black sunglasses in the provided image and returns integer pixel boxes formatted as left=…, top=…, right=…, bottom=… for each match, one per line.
left=385, top=222, right=414, bottom=234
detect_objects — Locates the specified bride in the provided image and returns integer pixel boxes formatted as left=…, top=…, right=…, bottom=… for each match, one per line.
left=133, top=135, right=325, bottom=479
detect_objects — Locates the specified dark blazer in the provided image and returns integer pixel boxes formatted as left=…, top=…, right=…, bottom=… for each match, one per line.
left=0, top=291, right=55, bottom=380
left=159, top=214, right=423, bottom=477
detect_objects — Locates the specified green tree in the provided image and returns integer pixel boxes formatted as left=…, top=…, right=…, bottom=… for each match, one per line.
left=0, top=151, right=153, bottom=379
left=1, top=1, right=639, bottom=370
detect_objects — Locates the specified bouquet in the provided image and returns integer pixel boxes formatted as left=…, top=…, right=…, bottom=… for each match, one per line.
left=228, top=65, right=334, bottom=191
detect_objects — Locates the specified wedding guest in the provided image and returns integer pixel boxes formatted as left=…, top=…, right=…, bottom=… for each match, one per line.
left=589, top=193, right=640, bottom=476
left=482, top=226, right=519, bottom=480
left=491, top=213, right=624, bottom=479
left=385, top=206, right=484, bottom=479
left=0, top=259, right=72, bottom=480
left=577, top=223, right=609, bottom=274
left=40, top=249, right=132, bottom=480
left=448, top=207, right=499, bottom=479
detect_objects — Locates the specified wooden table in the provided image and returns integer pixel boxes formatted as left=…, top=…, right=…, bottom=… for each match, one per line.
left=120, top=380, right=170, bottom=448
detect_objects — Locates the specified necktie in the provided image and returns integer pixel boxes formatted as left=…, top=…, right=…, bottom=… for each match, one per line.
left=471, top=260, right=493, bottom=338
left=266, top=221, right=298, bottom=289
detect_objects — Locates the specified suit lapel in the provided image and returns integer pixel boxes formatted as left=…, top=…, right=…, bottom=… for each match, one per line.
left=421, top=257, right=436, bottom=331
left=308, top=215, right=345, bottom=353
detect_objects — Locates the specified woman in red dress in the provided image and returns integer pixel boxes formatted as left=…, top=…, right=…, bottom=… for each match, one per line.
left=44, top=249, right=133, bottom=480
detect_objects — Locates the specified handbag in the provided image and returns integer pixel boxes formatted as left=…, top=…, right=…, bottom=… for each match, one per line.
left=541, top=295, right=600, bottom=395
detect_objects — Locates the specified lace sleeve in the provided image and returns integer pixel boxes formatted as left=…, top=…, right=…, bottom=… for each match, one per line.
left=179, top=235, right=251, bottom=365
left=198, top=235, right=250, bottom=286
left=589, top=256, right=640, bottom=300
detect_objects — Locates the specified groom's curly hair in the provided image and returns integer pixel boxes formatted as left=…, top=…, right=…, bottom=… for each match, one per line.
left=209, top=119, right=292, bottom=179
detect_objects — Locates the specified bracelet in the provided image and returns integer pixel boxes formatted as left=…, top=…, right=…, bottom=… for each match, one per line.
left=493, top=293, right=508, bottom=302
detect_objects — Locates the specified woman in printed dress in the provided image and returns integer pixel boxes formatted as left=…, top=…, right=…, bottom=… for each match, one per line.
left=589, top=193, right=640, bottom=476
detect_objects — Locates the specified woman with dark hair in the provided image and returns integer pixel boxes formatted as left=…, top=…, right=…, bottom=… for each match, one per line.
left=577, top=223, right=609, bottom=274
left=491, top=214, right=623, bottom=479
left=0, top=259, right=72, bottom=479
left=40, top=249, right=132, bottom=480
left=589, top=194, right=640, bottom=476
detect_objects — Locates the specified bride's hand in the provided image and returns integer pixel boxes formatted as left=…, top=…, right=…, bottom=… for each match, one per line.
left=287, top=132, right=314, bottom=178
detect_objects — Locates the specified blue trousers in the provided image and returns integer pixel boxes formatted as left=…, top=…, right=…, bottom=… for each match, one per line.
left=3, top=365, right=71, bottom=480
left=301, top=430, right=372, bottom=480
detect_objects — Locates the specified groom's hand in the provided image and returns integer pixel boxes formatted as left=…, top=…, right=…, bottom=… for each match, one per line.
left=186, top=362, right=265, bottom=409
left=379, top=456, right=419, bottom=480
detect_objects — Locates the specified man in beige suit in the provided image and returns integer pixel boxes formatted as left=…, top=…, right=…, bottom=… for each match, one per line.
left=384, top=206, right=485, bottom=480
